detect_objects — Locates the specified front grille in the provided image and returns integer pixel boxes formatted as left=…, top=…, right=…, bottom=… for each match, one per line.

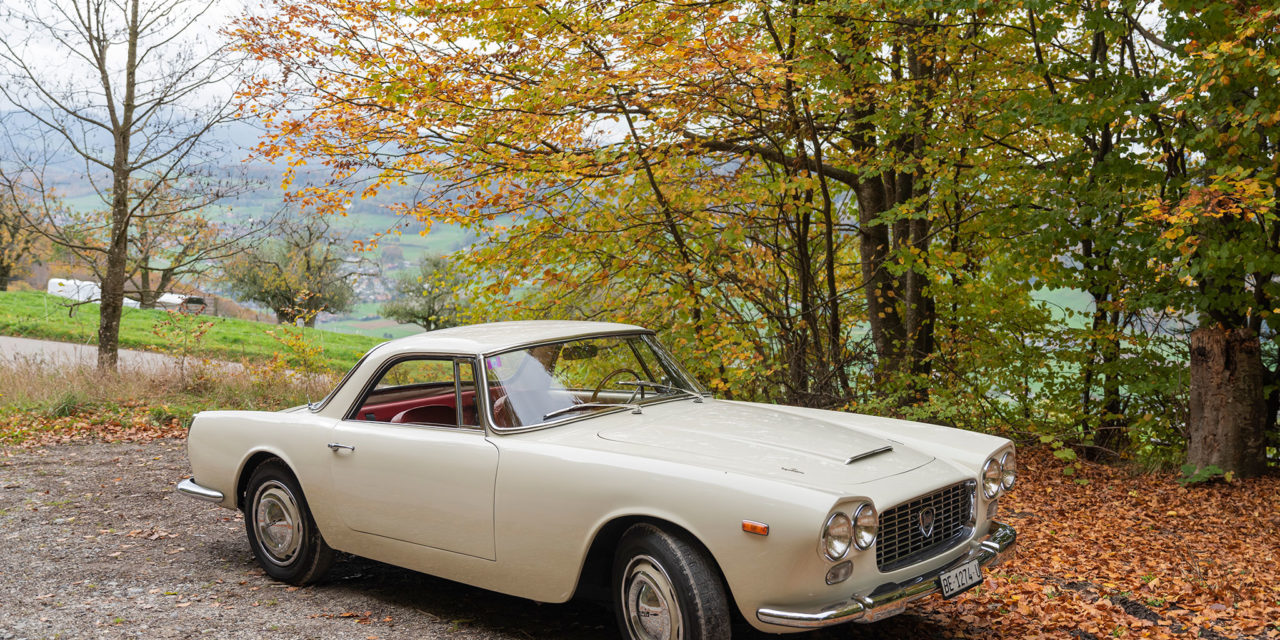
left=876, top=480, right=974, bottom=572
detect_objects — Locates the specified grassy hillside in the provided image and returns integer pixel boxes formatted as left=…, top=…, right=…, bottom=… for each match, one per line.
left=0, top=290, right=382, bottom=372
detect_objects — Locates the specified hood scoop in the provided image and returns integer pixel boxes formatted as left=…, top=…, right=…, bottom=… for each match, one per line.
left=845, top=445, right=893, bottom=465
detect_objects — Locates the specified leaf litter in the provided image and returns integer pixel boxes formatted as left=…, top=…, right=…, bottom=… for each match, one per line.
left=1, top=412, right=1277, bottom=638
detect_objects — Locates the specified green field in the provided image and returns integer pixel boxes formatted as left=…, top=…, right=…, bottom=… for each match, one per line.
left=317, top=316, right=424, bottom=340
left=0, top=290, right=382, bottom=372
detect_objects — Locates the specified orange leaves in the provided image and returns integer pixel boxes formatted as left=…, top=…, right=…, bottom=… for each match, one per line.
left=0, top=405, right=186, bottom=450
left=899, top=448, right=1280, bottom=639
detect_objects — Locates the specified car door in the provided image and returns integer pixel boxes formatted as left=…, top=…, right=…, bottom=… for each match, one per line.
left=328, top=356, right=499, bottom=560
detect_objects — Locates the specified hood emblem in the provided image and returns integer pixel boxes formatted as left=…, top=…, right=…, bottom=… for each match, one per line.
left=844, top=445, right=894, bottom=465
left=918, top=506, right=936, bottom=537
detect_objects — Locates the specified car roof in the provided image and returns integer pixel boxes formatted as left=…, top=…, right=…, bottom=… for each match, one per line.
left=375, top=320, right=651, bottom=357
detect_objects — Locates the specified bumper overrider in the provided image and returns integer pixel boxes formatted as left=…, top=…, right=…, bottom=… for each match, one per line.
left=757, top=521, right=1017, bottom=628
left=176, top=478, right=225, bottom=503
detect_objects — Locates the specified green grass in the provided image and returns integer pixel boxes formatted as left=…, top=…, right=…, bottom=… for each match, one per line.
left=317, top=317, right=423, bottom=340
left=316, top=302, right=425, bottom=339
left=0, top=290, right=381, bottom=372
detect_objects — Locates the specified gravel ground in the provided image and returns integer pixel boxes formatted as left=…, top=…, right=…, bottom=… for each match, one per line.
left=0, top=440, right=962, bottom=640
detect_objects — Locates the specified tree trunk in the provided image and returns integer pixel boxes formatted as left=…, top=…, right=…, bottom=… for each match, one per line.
left=97, top=213, right=129, bottom=372
left=137, top=267, right=155, bottom=308
left=0, top=262, right=10, bottom=291
left=96, top=0, right=141, bottom=372
left=1187, top=326, right=1268, bottom=477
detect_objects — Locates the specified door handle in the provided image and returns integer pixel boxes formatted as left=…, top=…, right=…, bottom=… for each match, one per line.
left=327, top=443, right=355, bottom=452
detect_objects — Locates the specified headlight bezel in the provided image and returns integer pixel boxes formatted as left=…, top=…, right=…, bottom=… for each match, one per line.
left=820, top=511, right=853, bottom=561
left=982, top=457, right=1003, bottom=499
left=852, top=502, right=878, bottom=550
left=999, top=449, right=1016, bottom=491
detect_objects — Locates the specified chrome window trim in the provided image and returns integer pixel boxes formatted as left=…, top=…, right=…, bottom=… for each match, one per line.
left=336, top=417, right=489, bottom=435
left=640, top=334, right=710, bottom=397
left=307, top=342, right=392, bottom=414
left=479, top=329, right=657, bottom=359
left=344, top=352, right=486, bottom=431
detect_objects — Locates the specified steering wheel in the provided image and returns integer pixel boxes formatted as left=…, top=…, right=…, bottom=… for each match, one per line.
left=591, top=368, right=643, bottom=402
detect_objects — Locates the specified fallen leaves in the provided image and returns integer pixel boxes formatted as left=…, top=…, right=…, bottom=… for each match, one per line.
left=310, top=611, right=394, bottom=626
left=0, top=406, right=186, bottom=450
left=906, top=448, right=1280, bottom=639
left=4, top=408, right=1275, bottom=639
left=125, top=527, right=179, bottom=540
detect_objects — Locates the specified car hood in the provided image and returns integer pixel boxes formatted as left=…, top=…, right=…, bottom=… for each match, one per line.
left=594, top=400, right=934, bottom=489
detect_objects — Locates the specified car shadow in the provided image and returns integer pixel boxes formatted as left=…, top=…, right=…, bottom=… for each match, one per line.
left=311, top=553, right=981, bottom=640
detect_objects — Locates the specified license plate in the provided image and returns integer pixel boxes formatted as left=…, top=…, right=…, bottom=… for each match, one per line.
left=939, top=560, right=983, bottom=599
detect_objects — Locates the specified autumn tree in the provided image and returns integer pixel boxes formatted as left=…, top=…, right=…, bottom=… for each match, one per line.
left=232, top=0, right=1039, bottom=407
left=232, top=0, right=1278, bottom=472
left=0, top=185, right=42, bottom=291
left=379, top=255, right=461, bottom=332
left=0, top=0, right=242, bottom=370
left=1145, top=2, right=1280, bottom=477
left=970, top=2, right=1194, bottom=461
left=222, top=215, right=373, bottom=326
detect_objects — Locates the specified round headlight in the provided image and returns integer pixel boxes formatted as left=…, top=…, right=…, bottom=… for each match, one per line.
left=821, top=512, right=853, bottom=561
left=982, top=457, right=1003, bottom=499
left=852, top=502, right=878, bottom=550
left=1000, top=450, right=1016, bottom=491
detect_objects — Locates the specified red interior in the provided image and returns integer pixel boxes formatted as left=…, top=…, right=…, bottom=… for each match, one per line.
left=356, top=388, right=497, bottom=426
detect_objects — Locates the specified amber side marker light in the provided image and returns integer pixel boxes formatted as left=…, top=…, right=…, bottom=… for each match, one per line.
left=742, top=520, right=770, bottom=536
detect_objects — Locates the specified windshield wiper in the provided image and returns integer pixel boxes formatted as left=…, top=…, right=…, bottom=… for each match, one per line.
left=618, top=381, right=704, bottom=403
left=543, top=402, right=642, bottom=420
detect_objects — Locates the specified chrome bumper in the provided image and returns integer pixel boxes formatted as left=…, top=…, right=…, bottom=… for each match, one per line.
left=757, top=521, right=1017, bottom=628
left=176, top=478, right=225, bottom=503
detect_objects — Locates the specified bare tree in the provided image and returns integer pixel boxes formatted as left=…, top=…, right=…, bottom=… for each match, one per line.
left=117, top=179, right=264, bottom=308
left=0, top=0, right=242, bottom=370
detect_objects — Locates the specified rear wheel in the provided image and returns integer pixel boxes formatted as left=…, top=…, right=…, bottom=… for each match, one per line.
left=244, top=460, right=334, bottom=585
left=613, top=523, right=730, bottom=640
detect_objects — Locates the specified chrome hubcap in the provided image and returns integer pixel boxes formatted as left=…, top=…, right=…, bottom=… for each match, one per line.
left=623, top=555, right=681, bottom=640
left=253, top=480, right=302, bottom=566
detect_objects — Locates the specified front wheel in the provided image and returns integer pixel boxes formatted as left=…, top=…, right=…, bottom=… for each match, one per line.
left=613, top=523, right=730, bottom=640
left=243, top=460, right=334, bottom=585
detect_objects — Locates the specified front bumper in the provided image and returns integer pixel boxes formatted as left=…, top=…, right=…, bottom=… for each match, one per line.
left=176, top=478, right=225, bottom=503
left=757, top=521, right=1016, bottom=628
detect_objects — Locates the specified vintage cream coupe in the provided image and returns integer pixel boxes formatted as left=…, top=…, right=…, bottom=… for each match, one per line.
left=178, top=321, right=1016, bottom=640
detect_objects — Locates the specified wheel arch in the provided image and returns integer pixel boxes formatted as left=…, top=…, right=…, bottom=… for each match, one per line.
left=573, top=515, right=735, bottom=608
left=235, top=449, right=295, bottom=510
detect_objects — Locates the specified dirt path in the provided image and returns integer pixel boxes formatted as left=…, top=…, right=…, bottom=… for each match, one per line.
left=0, top=440, right=959, bottom=639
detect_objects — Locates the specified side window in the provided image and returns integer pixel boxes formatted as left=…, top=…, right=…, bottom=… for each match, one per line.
left=351, top=357, right=479, bottom=429
left=376, top=359, right=454, bottom=389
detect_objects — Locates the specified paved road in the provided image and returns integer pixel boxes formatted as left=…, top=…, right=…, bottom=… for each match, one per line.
left=0, top=335, right=182, bottom=370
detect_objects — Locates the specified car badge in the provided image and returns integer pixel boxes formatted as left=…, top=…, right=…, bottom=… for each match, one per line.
left=918, top=506, right=936, bottom=537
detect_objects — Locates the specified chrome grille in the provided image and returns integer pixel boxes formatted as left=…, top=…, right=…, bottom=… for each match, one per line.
left=876, top=480, right=974, bottom=572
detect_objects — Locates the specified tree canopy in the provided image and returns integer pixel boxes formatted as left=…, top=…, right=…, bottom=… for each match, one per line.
left=222, top=216, right=373, bottom=327
left=232, top=0, right=1280, bottom=474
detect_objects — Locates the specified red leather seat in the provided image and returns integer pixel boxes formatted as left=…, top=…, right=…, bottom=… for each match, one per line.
left=491, top=395, right=513, bottom=428
left=391, top=404, right=457, bottom=426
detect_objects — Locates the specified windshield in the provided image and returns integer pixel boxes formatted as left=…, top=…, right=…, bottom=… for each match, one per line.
left=484, top=333, right=704, bottom=429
